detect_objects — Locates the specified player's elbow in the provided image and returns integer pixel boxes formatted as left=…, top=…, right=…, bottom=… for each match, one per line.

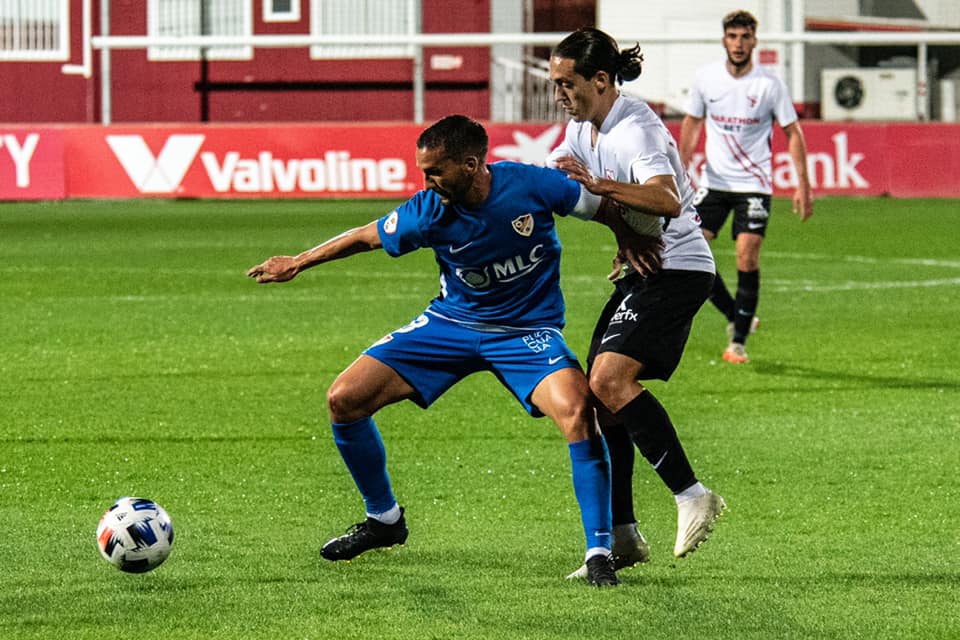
left=660, top=192, right=682, bottom=218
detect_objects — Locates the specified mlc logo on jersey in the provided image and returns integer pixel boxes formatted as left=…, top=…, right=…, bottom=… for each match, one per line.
left=107, top=134, right=205, bottom=193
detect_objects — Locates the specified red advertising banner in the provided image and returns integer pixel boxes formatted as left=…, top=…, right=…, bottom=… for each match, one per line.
left=0, top=128, right=65, bottom=200
left=65, top=124, right=422, bottom=199
left=670, top=122, right=960, bottom=198
left=1, top=122, right=957, bottom=201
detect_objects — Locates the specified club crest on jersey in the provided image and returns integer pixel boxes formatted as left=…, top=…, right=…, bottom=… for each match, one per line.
left=747, top=95, right=759, bottom=108
left=383, top=210, right=399, bottom=234
left=512, top=214, right=534, bottom=237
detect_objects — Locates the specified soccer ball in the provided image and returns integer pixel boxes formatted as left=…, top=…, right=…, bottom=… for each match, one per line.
left=96, top=497, right=174, bottom=573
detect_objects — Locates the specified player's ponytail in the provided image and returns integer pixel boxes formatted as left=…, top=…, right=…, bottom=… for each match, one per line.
left=616, top=43, right=643, bottom=83
left=553, top=27, right=642, bottom=85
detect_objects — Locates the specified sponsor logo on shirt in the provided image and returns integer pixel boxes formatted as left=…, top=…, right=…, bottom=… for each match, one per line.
left=710, top=114, right=761, bottom=126
left=454, top=244, right=546, bottom=289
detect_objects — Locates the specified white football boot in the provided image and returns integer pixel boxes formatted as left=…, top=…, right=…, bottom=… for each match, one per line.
left=674, top=490, right=726, bottom=557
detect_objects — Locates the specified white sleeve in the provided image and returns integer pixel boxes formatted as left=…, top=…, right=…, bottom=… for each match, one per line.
left=773, top=77, right=799, bottom=127
left=569, top=185, right=602, bottom=220
left=628, top=130, right=675, bottom=185
left=684, top=71, right=706, bottom=118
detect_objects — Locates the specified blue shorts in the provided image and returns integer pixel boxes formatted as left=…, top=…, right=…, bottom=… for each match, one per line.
left=363, top=309, right=581, bottom=417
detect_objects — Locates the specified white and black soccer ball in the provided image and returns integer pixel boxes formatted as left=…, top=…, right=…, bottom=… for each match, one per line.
left=96, top=497, right=174, bottom=573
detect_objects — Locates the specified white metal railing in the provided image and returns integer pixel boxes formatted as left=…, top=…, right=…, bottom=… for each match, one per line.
left=60, top=29, right=960, bottom=124
left=493, top=56, right=564, bottom=123
left=0, top=0, right=69, bottom=61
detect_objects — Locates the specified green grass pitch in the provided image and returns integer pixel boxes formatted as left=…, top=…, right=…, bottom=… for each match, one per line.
left=1, top=197, right=957, bottom=639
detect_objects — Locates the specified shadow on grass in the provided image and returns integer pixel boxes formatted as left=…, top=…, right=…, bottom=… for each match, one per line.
left=752, top=361, right=957, bottom=391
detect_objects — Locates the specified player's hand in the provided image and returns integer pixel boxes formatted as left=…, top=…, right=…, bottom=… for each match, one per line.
left=618, top=233, right=664, bottom=278
left=793, top=186, right=814, bottom=222
left=608, top=253, right=625, bottom=281
left=554, top=155, right=605, bottom=194
left=246, top=256, right=300, bottom=283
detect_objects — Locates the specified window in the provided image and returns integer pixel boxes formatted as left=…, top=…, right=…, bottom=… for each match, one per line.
left=148, top=0, right=252, bottom=61
left=263, top=0, right=300, bottom=23
left=0, top=0, right=69, bottom=61
left=311, top=0, right=417, bottom=60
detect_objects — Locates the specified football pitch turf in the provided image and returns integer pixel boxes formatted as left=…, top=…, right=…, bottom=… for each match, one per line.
left=1, top=197, right=957, bottom=639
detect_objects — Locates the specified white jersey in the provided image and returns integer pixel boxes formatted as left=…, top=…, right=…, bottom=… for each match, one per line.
left=548, top=94, right=714, bottom=274
left=684, top=61, right=798, bottom=194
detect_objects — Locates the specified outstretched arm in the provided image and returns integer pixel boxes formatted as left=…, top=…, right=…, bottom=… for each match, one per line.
left=247, top=220, right=382, bottom=283
left=783, top=121, right=814, bottom=221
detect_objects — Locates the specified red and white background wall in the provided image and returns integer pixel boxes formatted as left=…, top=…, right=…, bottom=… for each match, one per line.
left=1, top=121, right=957, bottom=201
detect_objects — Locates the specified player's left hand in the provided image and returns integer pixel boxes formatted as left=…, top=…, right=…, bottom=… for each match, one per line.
left=247, top=256, right=299, bottom=283
left=793, top=186, right=814, bottom=221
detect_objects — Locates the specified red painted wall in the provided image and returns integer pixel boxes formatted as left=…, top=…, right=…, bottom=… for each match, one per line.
left=0, top=0, right=490, bottom=124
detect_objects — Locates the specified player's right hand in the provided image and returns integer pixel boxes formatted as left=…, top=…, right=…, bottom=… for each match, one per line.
left=246, top=256, right=299, bottom=283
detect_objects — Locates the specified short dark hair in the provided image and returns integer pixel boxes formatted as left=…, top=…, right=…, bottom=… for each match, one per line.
left=552, top=27, right=643, bottom=85
left=417, top=114, right=488, bottom=162
left=723, top=10, right=758, bottom=33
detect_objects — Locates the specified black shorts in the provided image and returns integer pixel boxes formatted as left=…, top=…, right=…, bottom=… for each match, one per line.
left=694, top=188, right=771, bottom=239
left=587, top=270, right=714, bottom=381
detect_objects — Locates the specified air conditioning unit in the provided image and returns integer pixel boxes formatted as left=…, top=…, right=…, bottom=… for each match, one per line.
left=821, top=68, right=917, bottom=121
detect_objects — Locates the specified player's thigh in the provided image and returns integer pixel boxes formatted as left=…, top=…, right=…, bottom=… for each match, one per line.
left=360, top=312, right=481, bottom=411
left=731, top=193, right=771, bottom=242
left=482, top=327, right=581, bottom=419
left=694, top=188, right=732, bottom=236
left=593, top=271, right=713, bottom=382
left=586, top=288, right=625, bottom=373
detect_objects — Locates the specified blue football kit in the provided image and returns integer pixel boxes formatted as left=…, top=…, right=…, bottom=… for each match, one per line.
left=330, top=161, right=612, bottom=560
left=367, top=161, right=582, bottom=416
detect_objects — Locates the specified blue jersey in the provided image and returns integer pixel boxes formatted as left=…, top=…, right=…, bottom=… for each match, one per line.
left=377, top=162, right=581, bottom=329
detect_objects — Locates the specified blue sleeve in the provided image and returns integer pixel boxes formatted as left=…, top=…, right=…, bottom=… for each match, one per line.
left=377, top=191, right=436, bottom=257
left=537, top=165, right=582, bottom=218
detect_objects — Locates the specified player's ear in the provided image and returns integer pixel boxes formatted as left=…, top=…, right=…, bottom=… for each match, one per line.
left=463, top=154, right=480, bottom=173
left=593, top=70, right=610, bottom=93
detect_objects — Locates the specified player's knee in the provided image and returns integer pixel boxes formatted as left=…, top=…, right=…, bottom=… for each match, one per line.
left=326, top=380, right=363, bottom=423
left=557, top=401, right=594, bottom=442
left=588, top=371, right=622, bottom=413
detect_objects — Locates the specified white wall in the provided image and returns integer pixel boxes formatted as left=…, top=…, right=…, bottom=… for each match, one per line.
left=597, top=0, right=792, bottom=113
left=490, top=0, right=526, bottom=121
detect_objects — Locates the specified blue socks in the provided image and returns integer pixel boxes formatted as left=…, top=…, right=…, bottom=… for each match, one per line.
left=331, top=417, right=397, bottom=517
left=333, top=419, right=613, bottom=555
left=568, top=436, right=613, bottom=553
